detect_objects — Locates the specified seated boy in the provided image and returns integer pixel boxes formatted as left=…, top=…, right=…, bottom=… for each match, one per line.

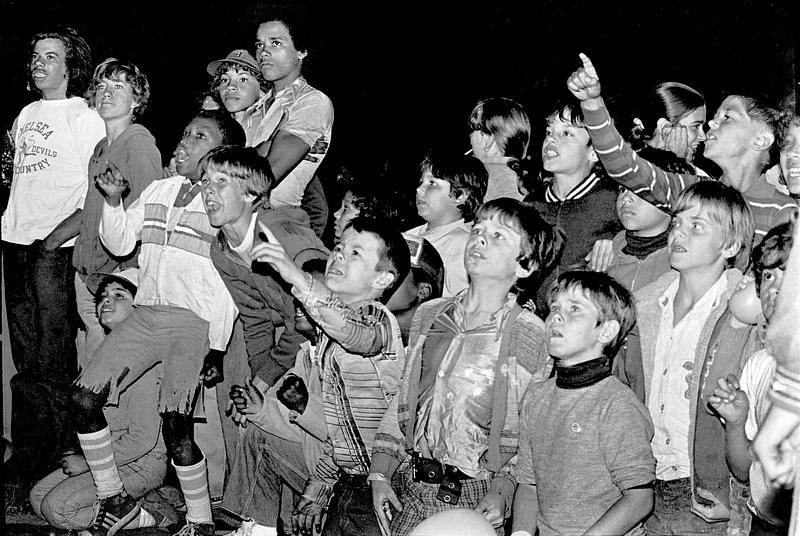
left=69, top=109, right=244, bottom=536
left=709, top=220, right=798, bottom=535
left=525, top=100, right=622, bottom=312
left=201, top=145, right=328, bottom=387
left=607, top=187, right=673, bottom=292
left=405, top=150, right=488, bottom=297
left=568, top=53, right=796, bottom=242
left=30, top=269, right=169, bottom=531
left=224, top=216, right=410, bottom=536
left=370, top=198, right=561, bottom=536
left=512, top=270, right=655, bottom=536
left=616, top=181, right=755, bottom=535
left=386, top=236, right=445, bottom=345
left=468, top=96, right=531, bottom=202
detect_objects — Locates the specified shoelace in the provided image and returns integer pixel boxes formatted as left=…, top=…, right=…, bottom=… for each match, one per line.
left=174, top=521, right=215, bottom=536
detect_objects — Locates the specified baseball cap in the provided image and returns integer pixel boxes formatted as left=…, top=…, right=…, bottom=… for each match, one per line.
left=206, top=49, right=262, bottom=78
left=85, top=267, right=139, bottom=296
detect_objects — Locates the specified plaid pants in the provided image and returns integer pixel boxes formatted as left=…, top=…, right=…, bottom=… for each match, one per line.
left=390, top=468, right=503, bottom=536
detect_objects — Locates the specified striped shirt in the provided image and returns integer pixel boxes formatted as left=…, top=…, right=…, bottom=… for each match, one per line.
left=581, top=100, right=797, bottom=241
left=292, top=275, right=405, bottom=505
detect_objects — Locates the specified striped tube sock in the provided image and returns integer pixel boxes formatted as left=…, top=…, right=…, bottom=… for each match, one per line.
left=173, top=457, right=213, bottom=525
left=78, top=428, right=124, bottom=499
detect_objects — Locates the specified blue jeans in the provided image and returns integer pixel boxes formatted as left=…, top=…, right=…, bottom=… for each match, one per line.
left=3, top=240, right=77, bottom=479
left=645, top=478, right=727, bottom=536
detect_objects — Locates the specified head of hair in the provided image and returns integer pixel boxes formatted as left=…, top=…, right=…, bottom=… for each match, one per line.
left=475, top=198, right=564, bottom=296
left=252, top=5, right=313, bottom=70
left=95, top=274, right=137, bottom=307
left=192, top=109, right=246, bottom=147
left=752, top=219, right=795, bottom=293
left=419, top=151, right=488, bottom=222
left=199, top=145, right=273, bottom=208
left=673, top=181, right=755, bottom=271
left=549, top=270, right=637, bottom=358
left=628, top=82, right=705, bottom=151
left=729, top=94, right=781, bottom=172
left=343, top=217, right=411, bottom=302
left=546, top=100, right=589, bottom=141
left=468, top=97, right=531, bottom=159
left=92, top=57, right=150, bottom=120
left=29, top=26, right=93, bottom=98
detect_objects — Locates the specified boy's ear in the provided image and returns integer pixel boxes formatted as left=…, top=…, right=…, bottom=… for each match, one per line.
left=298, top=50, right=308, bottom=61
left=752, top=130, right=775, bottom=153
left=597, top=319, right=621, bottom=346
left=515, top=260, right=536, bottom=280
left=371, top=270, right=396, bottom=291
left=720, top=237, right=741, bottom=261
left=587, top=146, right=599, bottom=164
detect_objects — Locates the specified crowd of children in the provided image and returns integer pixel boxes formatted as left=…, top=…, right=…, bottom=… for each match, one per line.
left=3, top=14, right=800, bottom=536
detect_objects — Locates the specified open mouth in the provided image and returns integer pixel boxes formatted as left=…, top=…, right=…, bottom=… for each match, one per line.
left=31, top=70, right=47, bottom=79
left=548, top=328, right=563, bottom=339
left=670, top=245, right=687, bottom=253
left=174, top=147, right=190, bottom=164
left=542, top=146, right=559, bottom=159
left=205, top=200, right=221, bottom=215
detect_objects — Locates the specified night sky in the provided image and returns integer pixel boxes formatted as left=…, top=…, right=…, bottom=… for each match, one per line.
left=2, top=0, right=798, bottom=194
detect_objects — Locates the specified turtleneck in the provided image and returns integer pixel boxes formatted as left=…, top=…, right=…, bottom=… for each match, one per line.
left=622, top=229, right=669, bottom=260
left=555, top=355, right=612, bottom=389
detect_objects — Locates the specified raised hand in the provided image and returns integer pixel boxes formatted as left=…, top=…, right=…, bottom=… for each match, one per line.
left=567, top=53, right=601, bottom=102
left=250, top=221, right=308, bottom=289
left=229, top=375, right=265, bottom=417
left=95, top=161, right=129, bottom=207
left=707, top=374, right=749, bottom=425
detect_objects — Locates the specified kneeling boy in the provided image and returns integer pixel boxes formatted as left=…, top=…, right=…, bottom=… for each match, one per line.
left=512, top=270, right=655, bottom=536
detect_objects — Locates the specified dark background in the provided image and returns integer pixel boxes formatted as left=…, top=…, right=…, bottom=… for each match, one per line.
left=2, top=0, right=798, bottom=198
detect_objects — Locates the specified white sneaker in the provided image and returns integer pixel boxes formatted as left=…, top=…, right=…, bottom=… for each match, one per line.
left=225, top=519, right=278, bottom=536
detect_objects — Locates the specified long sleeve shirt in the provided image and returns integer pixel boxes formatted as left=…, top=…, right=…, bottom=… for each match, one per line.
left=99, top=175, right=237, bottom=350
left=581, top=98, right=796, bottom=241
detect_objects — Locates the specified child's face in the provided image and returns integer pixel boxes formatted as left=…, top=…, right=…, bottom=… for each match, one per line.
left=676, top=106, right=707, bottom=161
left=464, top=213, right=528, bottom=284
left=325, top=227, right=391, bottom=302
left=545, top=288, right=608, bottom=364
left=255, top=21, right=303, bottom=90
left=30, top=38, right=68, bottom=96
left=333, top=192, right=360, bottom=242
left=542, top=113, right=596, bottom=177
left=175, top=117, right=224, bottom=181
left=469, top=130, right=494, bottom=160
left=96, top=282, right=135, bottom=331
left=416, top=171, right=463, bottom=227
left=95, top=75, right=136, bottom=122
left=759, top=266, right=785, bottom=321
left=779, top=123, right=800, bottom=195
left=201, top=168, right=256, bottom=229
left=668, top=203, right=734, bottom=273
left=217, top=67, right=261, bottom=113
left=704, top=97, right=763, bottom=164
left=616, top=188, right=671, bottom=237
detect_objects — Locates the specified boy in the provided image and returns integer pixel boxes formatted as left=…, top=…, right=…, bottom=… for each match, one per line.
left=73, top=57, right=161, bottom=366
left=201, top=145, right=328, bottom=387
left=525, top=101, right=622, bottom=312
left=370, top=198, right=560, bottom=536
left=3, top=26, right=105, bottom=480
left=512, top=270, right=655, bottom=536
left=607, top=188, right=673, bottom=292
left=567, top=53, right=796, bottom=242
left=29, top=268, right=169, bottom=531
left=616, top=181, right=755, bottom=535
left=225, top=216, right=409, bottom=536
left=709, top=220, right=797, bottom=535
left=69, top=109, right=244, bottom=536
left=405, top=151, right=488, bottom=297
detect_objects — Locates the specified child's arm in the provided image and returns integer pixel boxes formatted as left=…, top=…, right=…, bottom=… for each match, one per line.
left=97, top=168, right=148, bottom=257
left=582, top=486, right=654, bottom=536
left=252, top=222, right=393, bottom=356
left=567, top=53, right=701, bottom=210
left=510, top=483, right=538, bottom=536
left=707, top=374, right=752, bottom=481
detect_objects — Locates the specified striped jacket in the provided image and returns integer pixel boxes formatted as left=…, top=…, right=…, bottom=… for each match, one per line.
left=99, top=175, right=237, bottom=350
left=581, top=99, right=797, bottom=242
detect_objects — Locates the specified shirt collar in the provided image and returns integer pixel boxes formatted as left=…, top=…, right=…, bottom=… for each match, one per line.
left=544, top=172, right=600, bottom=202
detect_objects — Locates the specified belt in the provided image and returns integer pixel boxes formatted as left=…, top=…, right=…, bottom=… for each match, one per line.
left=411, top=453, right=471, bottom=484
left=336, top=472, right=370, bottom=488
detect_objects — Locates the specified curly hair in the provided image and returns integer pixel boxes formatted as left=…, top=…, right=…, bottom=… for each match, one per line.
left=92, top=58, right=151, bottom=120
left=29, top=27, right=93, bottom=98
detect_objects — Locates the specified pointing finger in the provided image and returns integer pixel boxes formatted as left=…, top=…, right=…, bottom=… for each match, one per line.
left=579, top=52, right=597, bottom=78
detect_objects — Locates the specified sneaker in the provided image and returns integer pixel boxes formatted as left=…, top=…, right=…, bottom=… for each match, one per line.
left=173, top=521, right=217, bottom=536
left=79, top=492, right=141, bottom=536
left=224, top=519, right=278, bottom=536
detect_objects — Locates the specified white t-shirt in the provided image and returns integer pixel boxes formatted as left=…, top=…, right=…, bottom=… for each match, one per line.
left=3, top=97, right=105, bottom=246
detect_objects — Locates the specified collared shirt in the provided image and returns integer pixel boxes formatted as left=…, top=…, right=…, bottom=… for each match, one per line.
left=648, top=274, right=727, bottom=480
left=252, top=77, right=333, bottom=208
left=414, top=291, right=517, bottom=479
left=405, top=219, right=472, bottom=297
left=543, top=172, right=601, bottom=202
left=99, top=175, right=237, bottom=350
left=292, top=275, right=404, bottom=505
